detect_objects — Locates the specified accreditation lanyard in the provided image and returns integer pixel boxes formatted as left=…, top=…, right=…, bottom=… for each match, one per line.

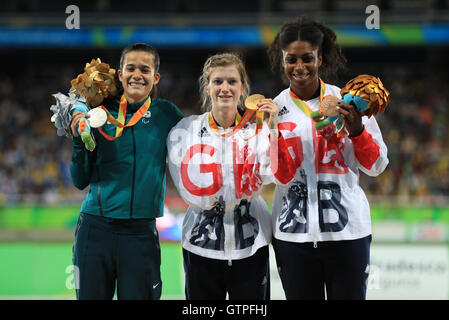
left=289, top=79, right=325, bottom=119
left=208, top=108, right=264, bottom=141
left=97, top=95, right=151, bottom=141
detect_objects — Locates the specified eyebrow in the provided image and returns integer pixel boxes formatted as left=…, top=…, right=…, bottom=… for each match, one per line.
left=126, top=63, right=151, bottom=69
left=212, top=77, right=241, bottom=84
left=286, top=52, right=314, bottom=57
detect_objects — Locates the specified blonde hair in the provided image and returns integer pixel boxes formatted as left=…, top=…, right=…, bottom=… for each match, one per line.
left=198, top=52, right=250, bottom=112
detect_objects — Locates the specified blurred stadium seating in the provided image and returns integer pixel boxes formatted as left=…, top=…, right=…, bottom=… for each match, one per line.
left=1, top=0, right=449, bottom=206
left=1, top=0, right=449, bottom=299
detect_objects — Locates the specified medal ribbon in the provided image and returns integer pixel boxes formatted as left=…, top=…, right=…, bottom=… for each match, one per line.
left=208, top=108, right=264, bottom=141
left=289, top=79, right=326, bottom=119
left=97, top=95, right=151, bottom=141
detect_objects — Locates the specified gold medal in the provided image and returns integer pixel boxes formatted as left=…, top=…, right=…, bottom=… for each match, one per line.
left=245, top=94, right=265, bottom=110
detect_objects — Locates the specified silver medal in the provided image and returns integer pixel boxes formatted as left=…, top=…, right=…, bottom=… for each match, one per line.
left=87, top=107, right=107, bottom=128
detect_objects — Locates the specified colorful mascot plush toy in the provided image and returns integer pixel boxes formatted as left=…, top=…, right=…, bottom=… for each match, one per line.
left=311, top=74, right=390, bottom=135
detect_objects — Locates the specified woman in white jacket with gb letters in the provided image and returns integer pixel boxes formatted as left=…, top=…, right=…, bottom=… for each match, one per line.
left=267, top=17, right=389, bottom=300
left=167, top=53, right=295, bottom=300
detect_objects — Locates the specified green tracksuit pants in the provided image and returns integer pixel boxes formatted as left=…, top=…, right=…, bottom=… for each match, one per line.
left=72, top=213, right=162, bottom=300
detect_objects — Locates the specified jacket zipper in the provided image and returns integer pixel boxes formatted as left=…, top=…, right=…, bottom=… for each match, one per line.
left=223, top=136, right=233, bottom=266
left=130, top=126, right=137, bottom=219
left=155, top=161, right=166, bottom=219
left=309, top=122, right=319, bottom=248
left=95, top=165, right=104, bottom=216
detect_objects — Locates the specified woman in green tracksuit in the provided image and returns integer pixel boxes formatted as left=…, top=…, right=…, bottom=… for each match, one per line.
left=70, top=43, right=183, bottom=300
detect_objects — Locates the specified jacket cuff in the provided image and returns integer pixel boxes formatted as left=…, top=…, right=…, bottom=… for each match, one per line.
left=349, top=127, right=380, bottom=170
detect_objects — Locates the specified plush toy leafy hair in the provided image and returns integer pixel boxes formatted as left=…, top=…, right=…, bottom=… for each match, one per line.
left=311, top=74, right=390, bottom=135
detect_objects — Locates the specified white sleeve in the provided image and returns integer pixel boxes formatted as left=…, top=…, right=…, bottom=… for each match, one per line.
left=351, top=116, right=389, bottom=177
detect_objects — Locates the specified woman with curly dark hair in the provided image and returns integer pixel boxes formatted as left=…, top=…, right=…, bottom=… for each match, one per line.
left=267, top=17, right=389, bottom=300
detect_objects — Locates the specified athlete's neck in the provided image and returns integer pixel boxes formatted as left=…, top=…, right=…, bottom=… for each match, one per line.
left=211, top=109, right=236, bottom=129
left=291, top=79, right=320, bottom=101
left=123, top=94, right=149, bottom=104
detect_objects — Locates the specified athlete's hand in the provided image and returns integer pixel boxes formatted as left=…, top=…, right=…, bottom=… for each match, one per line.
left=257, top=98, right=280, bottom=131
left=70, top=111, right=90, bottom=137
left=337, top=102, right=363, bottom=137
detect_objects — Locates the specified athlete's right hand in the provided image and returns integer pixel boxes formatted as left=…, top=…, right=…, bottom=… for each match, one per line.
left=70, top=111, right=89, bottom=136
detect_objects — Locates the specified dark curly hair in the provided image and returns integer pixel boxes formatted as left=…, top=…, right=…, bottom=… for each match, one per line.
left=267, top=17, right=346, bottom=84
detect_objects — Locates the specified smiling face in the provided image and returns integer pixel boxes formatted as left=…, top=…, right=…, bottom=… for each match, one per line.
left=118, top=50, right=160, bottom=103
left=206, top=65, right=245, bottom=115
left=282, top=40, right=322, bottom=99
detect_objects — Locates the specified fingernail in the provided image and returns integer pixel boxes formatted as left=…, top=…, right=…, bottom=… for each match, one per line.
left=337, top=102, right=341, bottom=104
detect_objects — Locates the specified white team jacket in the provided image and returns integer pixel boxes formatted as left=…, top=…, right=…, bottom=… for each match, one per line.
left=167, top=112, right=294, bottom=260
left=272, top=84, right=389, bottom=245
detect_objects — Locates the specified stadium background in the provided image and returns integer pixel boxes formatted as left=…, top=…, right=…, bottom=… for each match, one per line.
left=1, top=0, right=449, bottom=299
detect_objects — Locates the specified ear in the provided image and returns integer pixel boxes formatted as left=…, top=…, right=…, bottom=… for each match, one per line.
left=153, top=73, right=161, bottom=85
left=281, top=50, right=288, bottom=70
left=118, top=69, right=123, bottom=82
left=318, top=54, right=323, bottom=68
left=281, top=58, right=286, bottom=71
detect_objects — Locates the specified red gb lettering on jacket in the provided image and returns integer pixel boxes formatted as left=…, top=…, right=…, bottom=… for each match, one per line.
left=181, top=144, right=223, bottom=196
left=233, top=141, right=262, bottom=198
left=313, top=126, right=348, bottom=174
left=278, top=122, right=304, bottom=169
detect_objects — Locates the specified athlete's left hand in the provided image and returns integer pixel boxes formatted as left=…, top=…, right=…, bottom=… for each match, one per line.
left=337, top=102, right=364, bottom=137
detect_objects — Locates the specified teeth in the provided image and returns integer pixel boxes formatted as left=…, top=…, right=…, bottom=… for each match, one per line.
left=293, top=74, right=309, bottom=79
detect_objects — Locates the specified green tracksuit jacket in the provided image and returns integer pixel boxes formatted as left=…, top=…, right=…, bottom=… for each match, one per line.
left=70, top=96, right=184, bottom=219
